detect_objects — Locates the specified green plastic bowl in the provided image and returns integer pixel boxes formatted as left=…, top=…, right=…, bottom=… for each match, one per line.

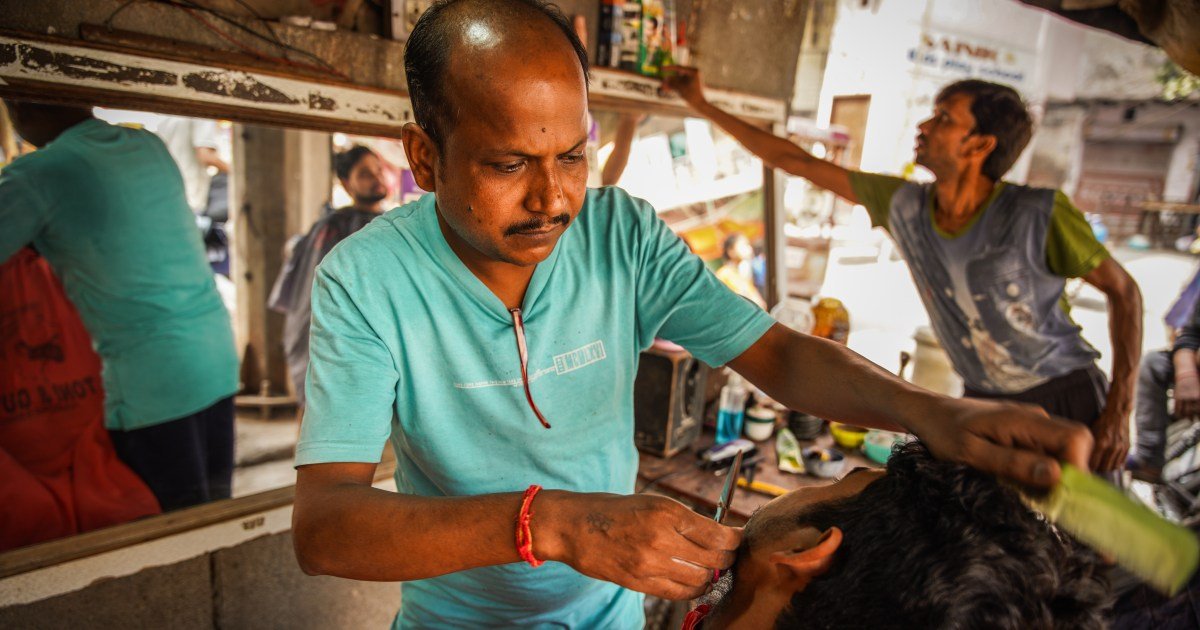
left=863, top=430, right=904, bottom=464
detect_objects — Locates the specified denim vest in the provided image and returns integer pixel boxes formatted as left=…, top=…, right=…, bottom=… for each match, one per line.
left=888, top=182, right=1100, bottom=394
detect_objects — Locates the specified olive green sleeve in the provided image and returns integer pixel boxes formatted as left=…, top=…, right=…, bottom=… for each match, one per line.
left=848, top=171, right=908, bottom=230
left=1045, top=190, right=1111, bottom=278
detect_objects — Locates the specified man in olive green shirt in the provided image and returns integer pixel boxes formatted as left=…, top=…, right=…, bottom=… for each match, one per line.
left=0, top=100, right=238, bottom=509
left=666, top=71, right=1142, bottom=473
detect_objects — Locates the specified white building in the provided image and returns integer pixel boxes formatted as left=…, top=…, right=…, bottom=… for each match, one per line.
left=803, top=0, right=1199, bottom=242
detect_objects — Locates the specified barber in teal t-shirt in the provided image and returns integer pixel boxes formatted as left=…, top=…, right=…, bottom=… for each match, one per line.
left=292, top=2, right=1098, bottom=627
left=0, top=101, right=238, bottom=511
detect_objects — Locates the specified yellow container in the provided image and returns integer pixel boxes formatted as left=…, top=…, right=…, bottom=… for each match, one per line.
left=830, top=422, right=868, bottom=451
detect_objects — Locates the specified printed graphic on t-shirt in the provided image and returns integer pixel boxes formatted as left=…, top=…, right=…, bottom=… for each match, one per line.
left=964, top=245, right=1050, bottom=392
left=453, top=340, right=608, bottom=390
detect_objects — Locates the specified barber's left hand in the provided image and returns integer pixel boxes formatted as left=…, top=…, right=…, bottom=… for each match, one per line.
left=915, top=397, right=1093, bottom=489
left=1089, top=407, right=1130, bottom=472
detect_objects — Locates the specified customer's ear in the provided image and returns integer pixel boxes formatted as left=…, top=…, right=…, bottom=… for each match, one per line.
left=768, top=527, right=842, bottom=590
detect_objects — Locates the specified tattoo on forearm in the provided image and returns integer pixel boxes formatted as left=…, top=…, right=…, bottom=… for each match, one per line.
left=586, top=512, right=613, bottom=534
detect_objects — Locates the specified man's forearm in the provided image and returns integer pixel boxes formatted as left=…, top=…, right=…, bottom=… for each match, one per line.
left=1102, top=282, right=1143, bottom=420
left=691, top=100, right=812, bottom=174
left=1175, top=348, right=1199, bottom=382
left=600, top=117, right=638, bottom=186
left=732, top=325, right=940, bottom=434
left=293, top=481, right=528, bottom=581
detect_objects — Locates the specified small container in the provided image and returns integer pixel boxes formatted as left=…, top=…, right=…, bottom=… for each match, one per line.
left=787, top=411, right=825, bottom=440
left=744, top=405, right=776, bottom=441
left=802, top=446, right=846, bottom=478
left=715, top=371, right=748, bottom=444
left=830, top=422, right=868, bottom=451
left=811, top=297, right=850, bottom=344
left=864, top=430, right=906, bottom=464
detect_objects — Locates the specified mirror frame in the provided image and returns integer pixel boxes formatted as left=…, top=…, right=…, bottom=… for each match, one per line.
left=0, top=28, right=787, bottom=577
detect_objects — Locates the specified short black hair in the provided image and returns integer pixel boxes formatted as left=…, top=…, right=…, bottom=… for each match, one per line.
left=334, top=145, right=377, bottom=181
left=936, top=80, right=1033, bottom=181
left=403, top=0, right=590, bottom=151
left=773, top=442, right=1110, bottom=629
left=722, top=233, right=747, bottom=259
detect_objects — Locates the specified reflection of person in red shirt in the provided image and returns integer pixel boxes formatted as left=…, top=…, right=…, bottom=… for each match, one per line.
left=0, top=247, right=160, bottom=551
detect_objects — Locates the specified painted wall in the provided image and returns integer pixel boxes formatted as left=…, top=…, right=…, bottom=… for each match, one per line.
left=811, top=0, right=1181, bottom=186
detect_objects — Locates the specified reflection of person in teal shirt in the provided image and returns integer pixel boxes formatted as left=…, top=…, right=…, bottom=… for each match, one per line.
left=0, top=101, right=238, bottom=510
left=667, top=68, right=1143, bottom=476
left=292, top=1, right=1098, bottom=627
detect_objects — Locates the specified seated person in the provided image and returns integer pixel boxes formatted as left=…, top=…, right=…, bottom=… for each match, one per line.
left=688, top=441, right=1109, bottom=629
left=1131, top=266, right=1200, bottom=482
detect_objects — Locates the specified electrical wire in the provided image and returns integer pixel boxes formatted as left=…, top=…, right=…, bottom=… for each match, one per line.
left=102, top=0, right=350, bottom=80
left=179, top=6, right=347, bottom=79
left=174, top=0, right=348, bottom=78
left=103, top=0, right=144, bottom=29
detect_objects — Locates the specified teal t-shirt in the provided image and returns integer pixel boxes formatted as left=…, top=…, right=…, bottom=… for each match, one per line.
left=297, top=187, right=775, bottom=628
left=0, top=119, right=238, bottom=430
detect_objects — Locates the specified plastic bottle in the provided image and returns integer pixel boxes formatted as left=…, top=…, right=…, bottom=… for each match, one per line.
left=715, top=371, right=748, bottom=444
left=811, top=297, right=850, bottom=344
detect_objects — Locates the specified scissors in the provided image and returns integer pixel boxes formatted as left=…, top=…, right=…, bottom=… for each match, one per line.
left=713, top=448, right=744, bottom=525
left=711, top=448, right=744, bottom=583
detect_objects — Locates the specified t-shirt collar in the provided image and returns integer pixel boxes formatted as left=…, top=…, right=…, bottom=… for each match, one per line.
left=419, top=193, right=567, bottom=323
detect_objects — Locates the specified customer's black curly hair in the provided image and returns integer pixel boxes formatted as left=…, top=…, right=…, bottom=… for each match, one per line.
left=774, top=441, right=1111, bottom=629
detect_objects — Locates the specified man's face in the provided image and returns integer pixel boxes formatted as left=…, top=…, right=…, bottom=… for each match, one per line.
left=422, top=26, right=589, bottom=268
left=914, top=93, right=977, bottom=175
left=342, top=152, right=389, bottom=206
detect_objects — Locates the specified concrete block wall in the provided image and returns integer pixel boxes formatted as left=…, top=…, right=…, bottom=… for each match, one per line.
left=0, top=533, right=400, bottom=629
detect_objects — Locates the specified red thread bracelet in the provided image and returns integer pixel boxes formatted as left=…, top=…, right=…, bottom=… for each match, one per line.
left=516, top=484, right=544, bottom=568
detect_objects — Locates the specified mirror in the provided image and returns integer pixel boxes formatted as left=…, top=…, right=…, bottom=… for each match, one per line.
left=0, top=99, right=770, bottom=561
left=591, top=110, right=769, bottom=307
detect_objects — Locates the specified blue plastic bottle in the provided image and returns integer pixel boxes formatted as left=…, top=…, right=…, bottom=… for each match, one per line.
left=715, top=371, right=748, bottom=444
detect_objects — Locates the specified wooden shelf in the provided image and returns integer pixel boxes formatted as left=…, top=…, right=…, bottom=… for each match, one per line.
left=590, top=67, right=787, bottom=124
left=1, top=32, right=787, bottom=136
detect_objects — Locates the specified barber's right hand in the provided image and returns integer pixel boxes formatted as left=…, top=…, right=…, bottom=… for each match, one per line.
left=534, top=491, right=741, bottom=600
left=661, top=66, right=706, bottom=108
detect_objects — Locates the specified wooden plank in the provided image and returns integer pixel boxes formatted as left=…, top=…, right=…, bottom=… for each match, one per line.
left=77, top=24, right=341, bottom=85
left=0, top=34, right=412, bottom=135
left=0, top=459, right=395, bottom=579
left=591, top=67, right=787, bottom=124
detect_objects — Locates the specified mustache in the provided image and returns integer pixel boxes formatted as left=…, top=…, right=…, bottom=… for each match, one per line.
left=504, top=213, right=571, bottom=236
left=354, top=191, right=388, bottom=204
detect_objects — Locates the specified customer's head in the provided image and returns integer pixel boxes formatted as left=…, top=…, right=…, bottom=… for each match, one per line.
left=3, top=99, right=93, bottom=148
left=915, top=80, right=1032, bottom=182
left=334, top=145, right=388, bottom=209
left=703, top=442, right=1109, bottom=629
left=401, top=0, right=590, bottom=268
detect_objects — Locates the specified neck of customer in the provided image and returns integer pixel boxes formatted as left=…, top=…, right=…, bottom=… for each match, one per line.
left=932, top=164, right=995, bottom=234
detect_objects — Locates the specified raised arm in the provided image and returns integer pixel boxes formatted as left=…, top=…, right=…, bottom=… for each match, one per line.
left=600, top=112, right=644, bottom=186
left=730, top=324, right=1094, bottom=489
left=663, top=66, right=859, bottom=203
